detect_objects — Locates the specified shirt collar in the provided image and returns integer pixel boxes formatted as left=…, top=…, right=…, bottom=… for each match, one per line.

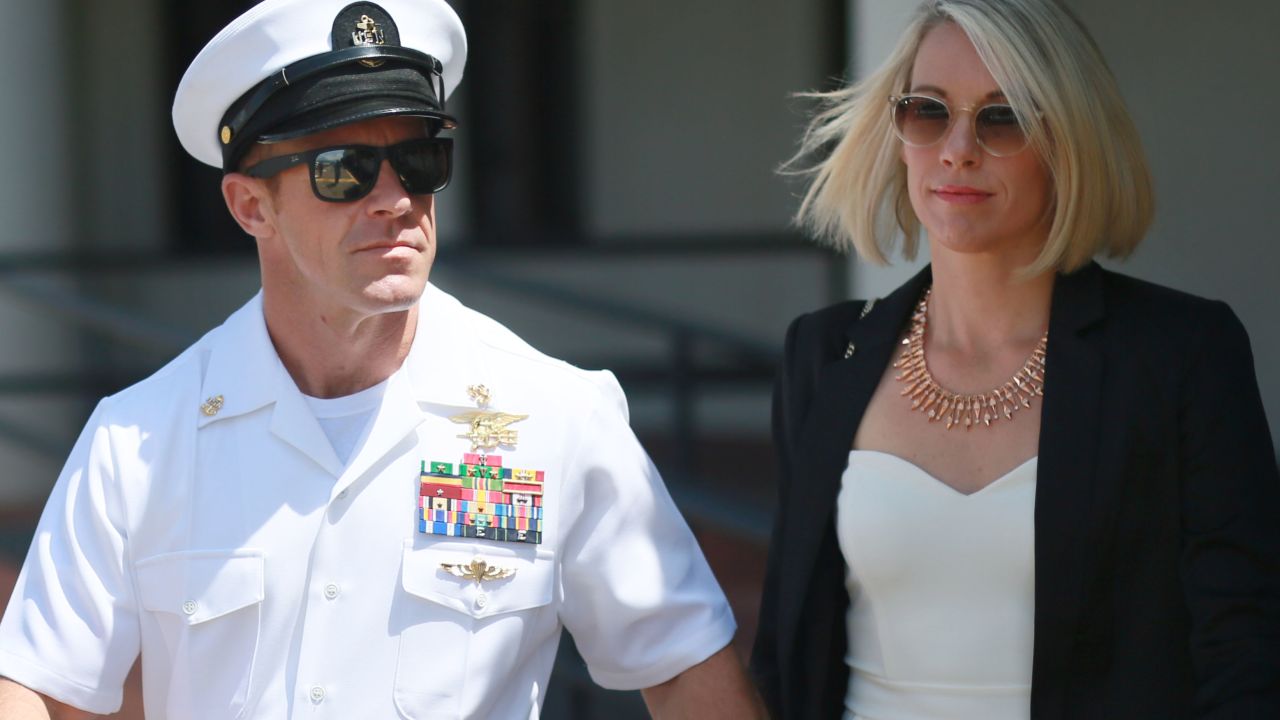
left=198, top=284, right=486, bottom=429
left=198, top=291, right=284, bottom=427
left=401, top=283, right=487, bottom=409
left=404, top=280, right=524, bottom=409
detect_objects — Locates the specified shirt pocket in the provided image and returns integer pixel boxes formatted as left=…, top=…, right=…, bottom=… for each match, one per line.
left=135, top=549, right=264, bottom=720
left=394, top=541, right=556, bottom=720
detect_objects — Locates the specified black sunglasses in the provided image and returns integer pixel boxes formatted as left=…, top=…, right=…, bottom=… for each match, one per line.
left=244, top=137, right=453, bottom=202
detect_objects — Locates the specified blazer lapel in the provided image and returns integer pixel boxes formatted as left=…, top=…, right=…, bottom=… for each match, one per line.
left=1031, top=262, right=1109, bottom=717
left=778, top=265, right=933, bottom=656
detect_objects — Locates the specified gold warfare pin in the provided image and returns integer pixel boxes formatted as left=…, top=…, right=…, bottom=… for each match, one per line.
left=439, top=558, right=516, bottom=583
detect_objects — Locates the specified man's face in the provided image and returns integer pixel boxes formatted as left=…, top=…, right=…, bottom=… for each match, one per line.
left=241, top=116, right=439, bottom=324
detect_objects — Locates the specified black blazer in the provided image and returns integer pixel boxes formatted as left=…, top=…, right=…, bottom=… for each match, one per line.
left=750, top=262, right=1280, bottom=719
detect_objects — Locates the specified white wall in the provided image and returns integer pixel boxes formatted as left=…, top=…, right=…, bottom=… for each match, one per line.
left=850, top=0, right=1280, bottom=449
left=849, top=0, right=931, bottom=299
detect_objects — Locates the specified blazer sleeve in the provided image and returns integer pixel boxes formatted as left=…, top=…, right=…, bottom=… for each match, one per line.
left=1179, top=301, right=1280, bottom=718
left=751, top=314, right=802, bottom=716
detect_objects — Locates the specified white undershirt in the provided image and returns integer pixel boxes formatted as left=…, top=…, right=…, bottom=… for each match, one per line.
left=303, top=379, right=388, bottom=466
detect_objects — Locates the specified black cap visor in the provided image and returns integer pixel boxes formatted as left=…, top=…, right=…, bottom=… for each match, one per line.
left=259, top=66, right=455, bottom=143
left=223, top=56, right=453, bottom=171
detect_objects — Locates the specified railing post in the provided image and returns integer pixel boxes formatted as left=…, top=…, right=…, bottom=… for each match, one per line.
left=826, top=247, right=851, bottom=305
left=671, top=330, right=696, bottom=476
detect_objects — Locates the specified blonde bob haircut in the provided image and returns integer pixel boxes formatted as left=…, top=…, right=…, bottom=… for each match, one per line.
left=794, top=0, right=1153, bottom=275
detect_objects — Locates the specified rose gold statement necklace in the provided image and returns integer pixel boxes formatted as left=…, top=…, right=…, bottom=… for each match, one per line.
left=894, top=287, right=1047, bottom=430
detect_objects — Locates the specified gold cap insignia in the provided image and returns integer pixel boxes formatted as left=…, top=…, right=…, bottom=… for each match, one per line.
left=352, top=14, right=386, bottom=47
left=353, top=14, right=387, bottom=67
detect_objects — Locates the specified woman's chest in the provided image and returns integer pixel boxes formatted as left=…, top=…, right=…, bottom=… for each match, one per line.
left=852, top=359, right=1043, bottom=495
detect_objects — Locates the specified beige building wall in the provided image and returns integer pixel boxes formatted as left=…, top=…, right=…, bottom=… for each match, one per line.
left=581, top=0, right=835, bottom=239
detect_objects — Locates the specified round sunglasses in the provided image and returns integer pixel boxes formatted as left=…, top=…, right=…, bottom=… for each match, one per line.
left=244, top=137, right=453, bottom=202
left=888, top=95, right=1033, bottom=157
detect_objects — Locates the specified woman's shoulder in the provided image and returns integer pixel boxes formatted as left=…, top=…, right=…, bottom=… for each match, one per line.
left=1089, top=267, right=1260, bottom=390
left=1095, top=266, right=1238, bottom=339
left=783, top=265, right=932, bottom=363
left=789, top=298, right=870, bottom=334
left=1099, top=266, right=1225, bottom=313
left=782, top=297, right=882, bottom=359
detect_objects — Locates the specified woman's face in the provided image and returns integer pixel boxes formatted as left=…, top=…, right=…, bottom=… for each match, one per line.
left=902, top=23, right=1053, bottom=262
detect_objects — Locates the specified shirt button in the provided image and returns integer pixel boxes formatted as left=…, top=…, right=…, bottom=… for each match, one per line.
left=475, top=593, right=488, bottom=610
left=182, top=601, right=198, bottom=616
left=309, top=686, right=326, bottom=703
left=336, top=489, right=349, bottom=500
left=324, top=583, right=340, bottom=600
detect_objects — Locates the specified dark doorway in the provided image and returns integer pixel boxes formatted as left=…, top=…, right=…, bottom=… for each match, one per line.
left=450, top=0, right=583, bottom=246
left=164, top=1, right=263, bottom=255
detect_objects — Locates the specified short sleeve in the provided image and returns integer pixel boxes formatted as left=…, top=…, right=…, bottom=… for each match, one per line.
left=0, top=399, right=141, bottom=714
left=556, top=372, right=736, bottom=690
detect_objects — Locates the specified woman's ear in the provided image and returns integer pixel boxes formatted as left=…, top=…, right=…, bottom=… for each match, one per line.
left=221, top=173, right=277, bottom=239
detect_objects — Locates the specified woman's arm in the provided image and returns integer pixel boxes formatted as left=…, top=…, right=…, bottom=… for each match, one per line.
left=1179, top=302, right=1280, bottom=718
left=0, top=679, right=93, bottom=720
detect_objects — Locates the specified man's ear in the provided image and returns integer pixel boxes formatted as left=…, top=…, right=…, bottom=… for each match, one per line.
left=222, top=173, right=277, bottom=239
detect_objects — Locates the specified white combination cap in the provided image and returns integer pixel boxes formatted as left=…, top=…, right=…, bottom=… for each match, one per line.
left=173, top=0, right=467, bottom=170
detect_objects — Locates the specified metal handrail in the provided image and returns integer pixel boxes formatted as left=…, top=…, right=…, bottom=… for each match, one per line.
left=448, top=263, right=781, bottom=360
left=0, top=275, right=193, bottom=353
left=0, top=247, right=821, bottom=473
left=0, top=246, right=826, bottom=358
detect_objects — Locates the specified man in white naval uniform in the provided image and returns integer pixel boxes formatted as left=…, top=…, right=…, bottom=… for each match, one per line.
left=0, top=1, right=764, bottom=718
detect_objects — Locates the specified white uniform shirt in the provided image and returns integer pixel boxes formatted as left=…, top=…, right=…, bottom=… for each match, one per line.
left=0, top=285, right=735, bottom=719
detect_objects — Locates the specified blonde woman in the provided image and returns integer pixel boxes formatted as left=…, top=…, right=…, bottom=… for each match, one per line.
left=750, top=0, right=1280, bottom=718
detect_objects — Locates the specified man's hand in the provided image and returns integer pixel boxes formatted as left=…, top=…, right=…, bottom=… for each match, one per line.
left=0, top=678, right=92, bottom=720
left=640, top=644, right=769, bottom=719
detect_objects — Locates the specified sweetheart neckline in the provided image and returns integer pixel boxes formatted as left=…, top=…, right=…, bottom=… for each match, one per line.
left=847, top=449, right=1038, bottom=498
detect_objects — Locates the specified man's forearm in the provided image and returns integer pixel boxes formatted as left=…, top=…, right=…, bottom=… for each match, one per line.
left=0, top=678, right=90, bottom=720
left=641, top=644, right=769, bottom=719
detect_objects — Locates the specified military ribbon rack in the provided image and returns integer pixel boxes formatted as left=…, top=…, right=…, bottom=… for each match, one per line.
left=419, top=453, right=544, bottom=544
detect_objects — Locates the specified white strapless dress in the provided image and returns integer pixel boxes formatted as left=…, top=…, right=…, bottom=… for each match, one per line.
left=837, top=450, right=1037, bottom=720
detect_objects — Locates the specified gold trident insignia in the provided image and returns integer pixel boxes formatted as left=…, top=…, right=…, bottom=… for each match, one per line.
left=440, top=558, right=516, bottom=583
left=450, top=385, right=528, bottom=451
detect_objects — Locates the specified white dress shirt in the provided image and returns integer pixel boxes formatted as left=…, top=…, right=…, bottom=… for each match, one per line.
left=0, top=284, right=735, bottom=719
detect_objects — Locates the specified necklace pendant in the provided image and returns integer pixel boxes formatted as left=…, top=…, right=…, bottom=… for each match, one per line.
left=897, top=286, right=1048, bottom=430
